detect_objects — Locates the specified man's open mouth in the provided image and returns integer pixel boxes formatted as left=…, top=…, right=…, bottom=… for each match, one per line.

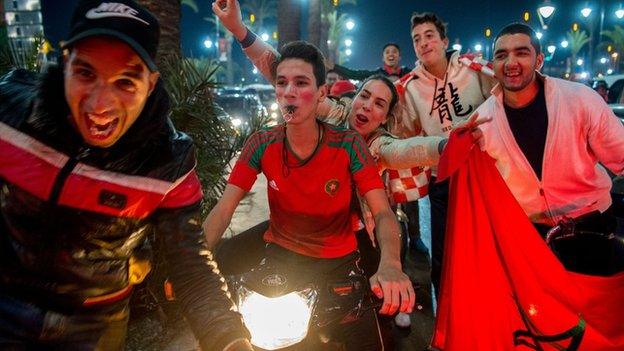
left=85, top=113, right=119, bottom=138
left=505, top=71, right=521, bottom=77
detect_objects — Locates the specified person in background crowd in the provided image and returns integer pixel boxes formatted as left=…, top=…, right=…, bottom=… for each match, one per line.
left=329, top=79, right=357, bottom=104
left=328, top=43, right=412, bottom=83
left=592, top=80, right=609, bottom=102
left=326, top=68, right=341, bottom=91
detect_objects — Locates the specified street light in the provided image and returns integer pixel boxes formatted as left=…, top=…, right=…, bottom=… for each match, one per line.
left=560, top=39, right=569, bottom=48
left=547, top=45, right=556, bottom=54
left=261, top=33, right=270, bottom=42
left=537, top=0, right=556, bottom=29
left=203, top=38, right=213, bottom=49
left=474, top=43, right=482, bottom=52
left=536, top=31, right=543, bottom=40
left=538, top=1, right=556, bottom=18
left=345, top=48, right=352, bottom=56
left=577, top=58, right=584, bottom=66
left=580, top=7, right=592, bottom=18
left=344, top=39, right=352, bottom=47
left=600, top=57, right=608, bottom=64
left=452, top=43, right=462, bottom=51
left=608, top=68, right=614, bottom=74
left=345, top=20, right=355, bottom=31
left=617, top=8, right=624, bottom=19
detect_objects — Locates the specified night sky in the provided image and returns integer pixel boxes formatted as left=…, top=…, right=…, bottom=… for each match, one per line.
left=41, top=0, right=623, bottom=71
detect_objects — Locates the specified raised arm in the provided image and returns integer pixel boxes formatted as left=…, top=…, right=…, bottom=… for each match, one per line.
left=213, top=0, right=341, bottom=119
left=213, top=0, right=277, bottom=82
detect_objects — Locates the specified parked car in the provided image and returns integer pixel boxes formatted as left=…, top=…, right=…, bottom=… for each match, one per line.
left=215, top=93, right=269, bottom=131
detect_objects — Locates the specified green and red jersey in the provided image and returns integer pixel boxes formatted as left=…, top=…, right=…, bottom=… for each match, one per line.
left=228, top=122, right=384, bottom=258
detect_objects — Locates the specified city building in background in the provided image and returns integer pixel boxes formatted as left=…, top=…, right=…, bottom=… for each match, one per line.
left=3, top=0, right=43, bottom=55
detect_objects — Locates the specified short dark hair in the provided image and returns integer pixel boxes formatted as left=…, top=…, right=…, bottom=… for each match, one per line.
left=410, top=12, right=447, bottom=40
left=271, top=41, right=326, bottom=87
left=357, top=74, right=399, bottom=115
left=382, top=42, right=400, bottom=53
left=494, top=23, right=541, bottom=55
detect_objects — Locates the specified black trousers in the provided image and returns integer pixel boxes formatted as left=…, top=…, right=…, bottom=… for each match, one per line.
left=534, top=207, right=623, bottom=276
left=429, top=177, right=449, bottom=298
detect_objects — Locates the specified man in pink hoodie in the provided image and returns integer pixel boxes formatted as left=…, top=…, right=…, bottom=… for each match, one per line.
left=476, top=23, right=624, bottom=274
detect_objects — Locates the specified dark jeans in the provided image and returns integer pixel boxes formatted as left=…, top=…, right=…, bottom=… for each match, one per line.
left=215, top=220, right=269, bottom=276
left=534, top=207, right=624, bottom=276
left=0, top=292, right=129, bottom=351
left=402, top=200, right=421, bottom=248
left=429, top=177, right=449, bottom=298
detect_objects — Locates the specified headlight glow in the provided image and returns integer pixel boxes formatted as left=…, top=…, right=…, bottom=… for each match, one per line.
left=237, top=286, right=317, bottom=350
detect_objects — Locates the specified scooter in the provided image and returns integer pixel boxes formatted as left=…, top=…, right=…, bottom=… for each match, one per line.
left=227, top=260, right=380, bottom=350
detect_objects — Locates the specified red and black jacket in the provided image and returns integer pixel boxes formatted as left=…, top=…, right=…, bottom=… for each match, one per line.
left=0, top=67, right=249, bottom=350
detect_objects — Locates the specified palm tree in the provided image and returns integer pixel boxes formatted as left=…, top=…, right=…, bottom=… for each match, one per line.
left=601, top=25, right=624, bottom=72
left=566, top=30, right=590, bottom=75
left=136, top=0, right=198, bottom=66
left=277, top=0, right=301, bottom=48
left=326, top=10, right=350, bottom=64
left=319, top=0, right=355, bottom=56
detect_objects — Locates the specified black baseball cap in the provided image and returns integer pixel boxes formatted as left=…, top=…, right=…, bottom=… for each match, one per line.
left=62, top=0, right=160, bottom=72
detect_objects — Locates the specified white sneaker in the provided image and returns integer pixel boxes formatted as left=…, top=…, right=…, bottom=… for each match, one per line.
left=394, top=312, right=411, bottom=328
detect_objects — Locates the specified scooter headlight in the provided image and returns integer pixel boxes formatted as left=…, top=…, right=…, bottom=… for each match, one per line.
left=236, top=286, right=318, bottom=350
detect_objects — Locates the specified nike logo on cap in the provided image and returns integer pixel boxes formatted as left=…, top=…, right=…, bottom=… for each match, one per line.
left=85, top=2, right=149, bottom=25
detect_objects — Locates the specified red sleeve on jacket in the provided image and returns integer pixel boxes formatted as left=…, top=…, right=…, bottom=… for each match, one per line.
left=160, top=170, right=203, bottom=208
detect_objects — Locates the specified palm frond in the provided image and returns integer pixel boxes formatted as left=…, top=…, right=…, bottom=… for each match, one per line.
left=566, top=30, right=590, bottom=57
left=160, top=55, right=264, bottom=213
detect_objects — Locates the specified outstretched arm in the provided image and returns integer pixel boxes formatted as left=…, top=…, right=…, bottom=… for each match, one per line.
left=364, top=188, right=415, bottom=315
left=372, top=134, right=445, bottom=170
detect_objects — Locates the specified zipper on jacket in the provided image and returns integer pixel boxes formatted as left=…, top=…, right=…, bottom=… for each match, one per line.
left=49, top=157, right=79, bottom=204
left=48, top=147, right=91, bottom=204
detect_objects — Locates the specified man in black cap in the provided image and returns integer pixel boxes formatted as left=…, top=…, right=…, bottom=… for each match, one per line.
left=0, top=1, right=252, bottom=350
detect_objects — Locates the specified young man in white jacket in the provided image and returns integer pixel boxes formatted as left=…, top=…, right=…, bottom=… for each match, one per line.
left=476, top=23, right=624, bottom=274
left=392, top=13, right=497, bottom=297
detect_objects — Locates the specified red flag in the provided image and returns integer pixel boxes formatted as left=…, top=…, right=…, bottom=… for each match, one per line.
left=432, top=131, right=624, bottom=350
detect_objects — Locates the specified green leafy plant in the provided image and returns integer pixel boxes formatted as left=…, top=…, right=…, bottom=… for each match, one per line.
left=160, top=55, right=259, bottom=213
left=0, top=30, right=47, bottom=75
